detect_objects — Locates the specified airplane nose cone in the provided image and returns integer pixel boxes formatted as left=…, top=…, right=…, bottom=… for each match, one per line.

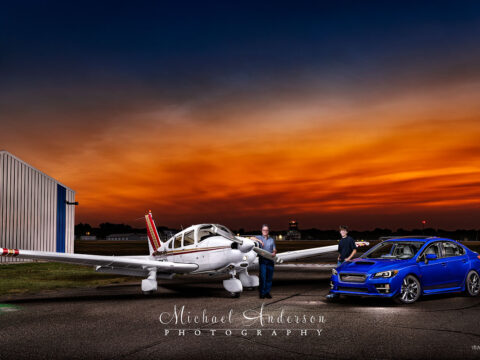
left=239, top=238, right=255, bottom=253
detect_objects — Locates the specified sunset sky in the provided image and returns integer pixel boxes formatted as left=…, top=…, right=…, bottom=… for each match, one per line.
left=1, top=1, right=479, bottom=230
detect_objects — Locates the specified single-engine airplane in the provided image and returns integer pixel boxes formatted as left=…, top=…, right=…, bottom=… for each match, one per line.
left=1, top=212, right=368, bottom=297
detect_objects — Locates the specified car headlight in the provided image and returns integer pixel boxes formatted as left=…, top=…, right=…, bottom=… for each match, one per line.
left=332, top=268, right=338, bottom=276
left=373, top=270, right=398, bottom=278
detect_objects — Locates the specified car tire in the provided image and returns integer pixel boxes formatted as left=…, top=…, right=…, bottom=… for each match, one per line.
left=395, top=275, right=421, bottom=304
left=465, top=270, right=480, bottom=297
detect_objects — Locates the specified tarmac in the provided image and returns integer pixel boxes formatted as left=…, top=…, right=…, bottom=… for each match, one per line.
left=1, top=254, right=480, bottom=360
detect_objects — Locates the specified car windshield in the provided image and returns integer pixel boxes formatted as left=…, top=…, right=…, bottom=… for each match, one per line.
left=362, top=241, right=426, bottom=259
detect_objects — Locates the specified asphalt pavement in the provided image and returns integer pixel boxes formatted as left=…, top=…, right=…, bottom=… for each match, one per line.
left=1, top=258, right=479, bottom=360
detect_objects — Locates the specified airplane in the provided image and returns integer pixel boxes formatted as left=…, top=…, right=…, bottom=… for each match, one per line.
left=1, top=211, right=369, bottom=297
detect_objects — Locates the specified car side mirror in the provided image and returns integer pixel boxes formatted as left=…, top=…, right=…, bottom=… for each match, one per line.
left=425, top=253, right=437, bottom=264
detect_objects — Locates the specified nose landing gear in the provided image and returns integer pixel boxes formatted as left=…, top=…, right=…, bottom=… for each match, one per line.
left=223, top=269, right=243, bottom=297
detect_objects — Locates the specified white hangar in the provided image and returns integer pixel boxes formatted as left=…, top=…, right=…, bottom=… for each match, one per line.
left=0, top=150, right=76, bottom=263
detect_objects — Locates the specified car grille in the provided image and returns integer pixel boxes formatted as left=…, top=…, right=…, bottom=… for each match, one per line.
left=340, top=273, right=366, bottom=283
left=338, top=286, right=368, bottom=293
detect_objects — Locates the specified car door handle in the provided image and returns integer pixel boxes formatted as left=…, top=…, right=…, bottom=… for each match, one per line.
left=462, top=259, right=467, bottom=263
left=441, top=263, right=446, bottom=266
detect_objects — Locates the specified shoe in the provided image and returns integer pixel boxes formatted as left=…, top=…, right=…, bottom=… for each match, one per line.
left=265, top=293, right=272, bottom=299
left=259, top=294, right=265, bottom=299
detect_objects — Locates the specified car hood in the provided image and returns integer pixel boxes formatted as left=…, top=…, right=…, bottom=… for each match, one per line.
left=338, top=258, right=411, bottom=273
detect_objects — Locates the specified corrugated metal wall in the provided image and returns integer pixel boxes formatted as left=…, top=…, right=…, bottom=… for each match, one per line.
left=0, top=151, right=75, bottom=263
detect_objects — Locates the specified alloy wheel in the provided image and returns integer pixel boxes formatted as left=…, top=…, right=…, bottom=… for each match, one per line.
left=399, top=275, right=420, bottom=304
left=467, top=271, right=480, bottom=296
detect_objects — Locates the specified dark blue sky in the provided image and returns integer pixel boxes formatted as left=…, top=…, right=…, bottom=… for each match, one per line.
left=2, top=0, right=479, bottom=105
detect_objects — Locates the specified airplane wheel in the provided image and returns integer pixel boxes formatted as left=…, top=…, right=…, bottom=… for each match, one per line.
left=395, top=275, right=421, bottom=304
left=245, top=286, right=258, bottom=291
left=230, top=292, right=241, bottom=298
left=143, top=290, right=155, bottom=295
left=465, top=270, right=480, bottom=297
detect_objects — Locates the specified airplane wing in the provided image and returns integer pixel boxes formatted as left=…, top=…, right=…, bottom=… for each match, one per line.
left=248, top=241, right=369, bottom=269
left=248, top=262, right=336, bottom=271
left=275, top=241, right=370, bottom=263
left=0, top=248, right=198, bottom=273
left=275, top=245, right=338, bottom=262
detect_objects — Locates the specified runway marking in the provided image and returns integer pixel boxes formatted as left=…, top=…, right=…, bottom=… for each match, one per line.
left=0, top=304, right=20, bottom=313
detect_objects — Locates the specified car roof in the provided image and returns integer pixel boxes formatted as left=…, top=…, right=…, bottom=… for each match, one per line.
left=383, top=236, right=457, bottom=243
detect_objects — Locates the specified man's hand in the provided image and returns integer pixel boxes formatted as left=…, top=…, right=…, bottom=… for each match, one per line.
left=251, top=236, right=263, bottom=246
left=345, top=249, right=357, bottom=262
left=272, top=249, right=277, bottom=257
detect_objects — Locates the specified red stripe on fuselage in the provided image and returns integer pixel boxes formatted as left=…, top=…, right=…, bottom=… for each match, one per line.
left=165, top=246, right=230, bottom=256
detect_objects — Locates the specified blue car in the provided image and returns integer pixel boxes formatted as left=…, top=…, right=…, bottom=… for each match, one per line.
left=329, top=237, right=480, bottom=304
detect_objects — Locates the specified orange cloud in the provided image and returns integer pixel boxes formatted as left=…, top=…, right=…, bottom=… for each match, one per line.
left=1, top=80, right=479, bottom=230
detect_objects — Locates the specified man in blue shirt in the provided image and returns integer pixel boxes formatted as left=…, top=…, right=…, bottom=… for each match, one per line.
left=251, top=224, right=277, bottom=299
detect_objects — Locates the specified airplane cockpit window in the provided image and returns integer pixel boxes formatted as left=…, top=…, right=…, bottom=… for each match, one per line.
left=183, top=231, right=195, bottom=247
left=174, top=235, right=183, bottom=248
left=217, top=225, right=234, bottom=237
left=198, top=226, right=216, bottom=242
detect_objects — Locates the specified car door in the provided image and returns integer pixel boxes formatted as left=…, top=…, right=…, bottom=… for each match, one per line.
left=441, top=241, right=469, bottom=288
left=417, top=241, right=450, bottom=291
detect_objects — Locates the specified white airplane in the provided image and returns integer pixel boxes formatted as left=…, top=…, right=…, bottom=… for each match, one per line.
left=1, top=212, right=368, bottom=297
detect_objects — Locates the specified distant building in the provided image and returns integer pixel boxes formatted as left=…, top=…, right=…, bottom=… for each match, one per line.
left=286, top=220, right=301, bottom=240
left=79, top=235, right=97, bottom=240
left=289, top=220, right=298, bottom=230
left=106, top=233, right=148, bottom=241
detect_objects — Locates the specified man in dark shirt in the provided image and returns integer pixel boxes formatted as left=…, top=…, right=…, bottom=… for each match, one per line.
left=326, top=225, right=357, bottom=300
left=337, top=225, right=357, bottom=266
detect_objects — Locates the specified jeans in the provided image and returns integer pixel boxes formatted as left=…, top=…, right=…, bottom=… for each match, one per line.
left=259, top=260, right=274, bottom=296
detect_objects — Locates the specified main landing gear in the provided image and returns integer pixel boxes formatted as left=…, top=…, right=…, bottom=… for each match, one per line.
left=223, top=269, right=259, bottom=297
left=142, top=270, right=158, bottom=294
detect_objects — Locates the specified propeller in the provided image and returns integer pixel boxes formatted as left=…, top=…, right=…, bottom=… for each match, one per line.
left=251, top=243, right=276, bottom=261
left=214, top=227, right=276, bottom=261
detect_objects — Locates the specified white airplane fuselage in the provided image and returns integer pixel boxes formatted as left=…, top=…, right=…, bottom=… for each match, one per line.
left=152, top=224, right=258, bottom=274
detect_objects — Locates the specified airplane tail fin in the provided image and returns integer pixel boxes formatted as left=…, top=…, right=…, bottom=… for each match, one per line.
left=145, top=211, right=162, bottom=255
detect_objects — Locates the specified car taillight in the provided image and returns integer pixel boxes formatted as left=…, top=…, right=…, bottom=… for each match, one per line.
left=478, top=255, right=480, bottom=260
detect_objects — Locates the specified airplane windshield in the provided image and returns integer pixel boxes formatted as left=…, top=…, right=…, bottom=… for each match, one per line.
left=197, top=225, right=236, bottom=242
left=214, top=225, right=235, bottom=240
left=198, top=226, right=216, bottom=242
left=362, top=241, right=425, bottom=260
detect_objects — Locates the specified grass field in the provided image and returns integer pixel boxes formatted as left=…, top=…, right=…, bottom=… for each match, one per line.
left=0, top=262, right=134, bottom=296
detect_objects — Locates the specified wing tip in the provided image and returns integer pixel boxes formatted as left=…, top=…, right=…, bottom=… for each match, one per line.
left=1, top=248, right=19, bottom=256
